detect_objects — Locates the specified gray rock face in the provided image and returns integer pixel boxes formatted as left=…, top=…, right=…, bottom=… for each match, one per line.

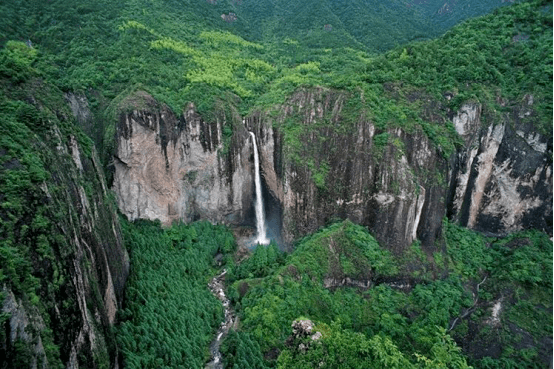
left=247, top=90, right=551, bottom=250
left=246, top=89, right=448, bottom=252
left=291, top=319, right=315, bottom=336
left=448, top=100, right=552, bottom=236
left=65, top=92, right=92, bottom=129
left=112, top=89, right=552, bottom=252
left=113, top=92, right=254, bottom=226
left=1, top=289, right=48, bottom=369
left=46, top=133, right=129, bottom=369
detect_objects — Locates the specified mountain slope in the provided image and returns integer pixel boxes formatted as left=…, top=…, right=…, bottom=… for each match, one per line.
left=0, top=41, right=129, bottom=367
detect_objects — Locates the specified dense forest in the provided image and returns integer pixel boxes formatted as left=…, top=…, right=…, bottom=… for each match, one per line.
left=224, top=221, right=552, bottom=368
left=0, top=0, right=552, bottom=368
left=117, top=219, right=235, bottom=368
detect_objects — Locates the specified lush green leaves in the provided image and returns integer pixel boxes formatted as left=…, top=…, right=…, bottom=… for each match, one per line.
left=228, top=242, right=285, bottom=282
left=117, top=219, right=236, bottom=368
left=220, top=330, right=269, bottom=369
left=229, top=219, right=552, bottom=368
left=0, top=41, right=37, bottom=82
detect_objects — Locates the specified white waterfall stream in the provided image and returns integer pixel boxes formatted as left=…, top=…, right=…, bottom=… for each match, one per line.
left=205, top=133, right=269, bottom=368
left=249, top=132, right=270, bottom=245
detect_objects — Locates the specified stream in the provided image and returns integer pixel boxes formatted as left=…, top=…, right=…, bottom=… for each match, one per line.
left=205, top=269, right=235, bottom=369
left=205, top=132, right=264, bottom=368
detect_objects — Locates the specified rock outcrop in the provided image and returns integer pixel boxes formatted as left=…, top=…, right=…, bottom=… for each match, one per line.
left=285, top=319, right=323, bottom=353
left=112, top=92, right=254, bottom=226
left=448, top=100, right=552, bottom=236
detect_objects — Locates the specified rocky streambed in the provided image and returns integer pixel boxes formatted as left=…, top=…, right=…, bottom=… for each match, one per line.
left=206, top=269, right=236, bottom=369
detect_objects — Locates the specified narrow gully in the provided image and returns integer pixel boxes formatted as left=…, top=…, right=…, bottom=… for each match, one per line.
left=205, top=269, right=235, bottom=369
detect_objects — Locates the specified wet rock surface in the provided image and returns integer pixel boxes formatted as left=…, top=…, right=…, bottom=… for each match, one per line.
left=206, top=269, right=236, bottom=369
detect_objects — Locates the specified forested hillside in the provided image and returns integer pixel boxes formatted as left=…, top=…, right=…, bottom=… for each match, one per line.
left=224, top=220, right=552, bottom=368
left=0, top=0, right=548, bottom=144
left=0, top=40, right=129, bottom=367
left=0, top=0, right=551, bottom=368
left=117, top=220, right=235, bottom=368
left=0, top=0, right=521, bottom=117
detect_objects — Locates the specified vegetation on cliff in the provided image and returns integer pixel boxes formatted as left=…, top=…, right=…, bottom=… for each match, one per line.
left=1, top=0, right=550, bottom=150
left=0, top=40, right=127, bottom=367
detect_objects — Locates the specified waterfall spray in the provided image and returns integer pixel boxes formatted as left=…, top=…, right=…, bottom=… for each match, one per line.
left=249, top=132, right=270, bottom=245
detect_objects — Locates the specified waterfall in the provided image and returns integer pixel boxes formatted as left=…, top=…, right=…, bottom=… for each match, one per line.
left=249, top=132, right=270, bottom=245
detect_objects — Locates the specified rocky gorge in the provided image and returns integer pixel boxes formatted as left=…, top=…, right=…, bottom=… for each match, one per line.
left=1, top=0, right=551, bottom=367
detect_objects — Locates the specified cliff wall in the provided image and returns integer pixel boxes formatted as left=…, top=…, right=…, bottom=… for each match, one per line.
left=246, top=88, right=448, bottom=252
left=112, top=92, right=254, bottom=227
left=1, top=79, right=129, bottom=368
left=111, top=89, right=552, bottom=252
left=448, top=99, right=552, bottom=236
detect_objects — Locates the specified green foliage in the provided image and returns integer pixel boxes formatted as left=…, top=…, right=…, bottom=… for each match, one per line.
left=490, top=230, right=552, bottom=287
left=0, top=0, right=538, bottom=134
left=3, top=339, right=34, bottom=368
left=414, top=327, right=472, bottom=369
left=445, top=220, right=553, bottom=292
left=220, top=330, right=269, bottom=369
left=277, top=321, right=414, bottom=369
left=362, top=285, right=409, bottom=341
left=233, top=222, right=394, bottom=352
left=307, top=159, right=329, bottom=191
left=0, top=64, right=64, bottom=304
left=231, top=218, right=551, bottom=368
left=277, top=320, right=471, bottom=369
left=228, top=242, right=284, bottom=283
left=361, top=0, right=552, bottom=134
left=408, top=279, right=473, bottom=351
left=1, top=0, right=549, bottom=165
left=444, top=226, right=552, bottom=369
left=373, top=132, right=390, bottom=148
left=0, top=51, right=130, bottom=367
left=231, top=221, right=477, bottom=366
left=285, top=220, right=397, bottom=281
left=117, top=219, right=236, bottom=368
left=0, top=41, right=37, bottom=82
left=444, top=220, right=492, bottom=280
left=344, top=222, right=398, bottom=276
left=507, top=299, right=552, bottom=340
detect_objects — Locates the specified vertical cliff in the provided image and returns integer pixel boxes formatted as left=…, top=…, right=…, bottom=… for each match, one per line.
left=245, top=88, right=449, bottom=252
left=246, top=88, right=551, bottom=251
left=0, top=51, right=129, bottom=368
left=448, top=99, right=552, bottom=236
left=111, top=91, right=255, bottom=227
left=110, top=88, right=551, bottom=253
